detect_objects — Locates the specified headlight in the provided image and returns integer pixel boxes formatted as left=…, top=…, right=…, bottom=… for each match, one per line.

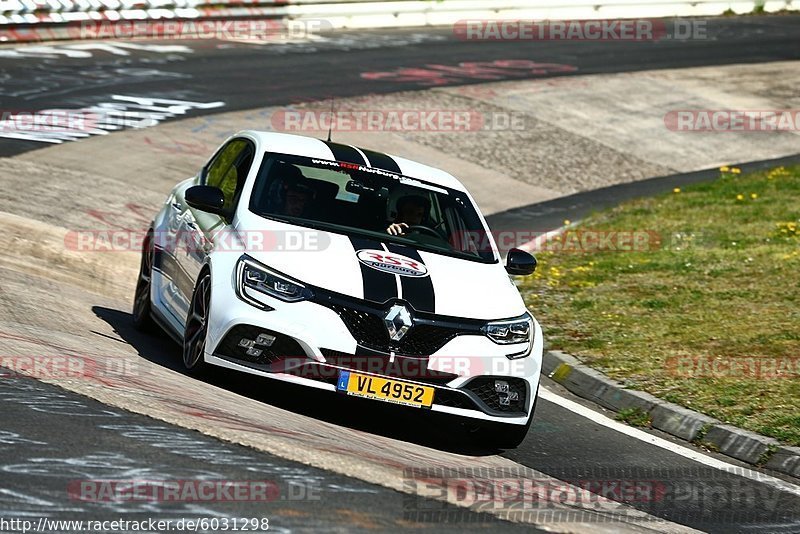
left=482, top=313, right=533, bottom=348
left=236, top=255, right=313, bottom=308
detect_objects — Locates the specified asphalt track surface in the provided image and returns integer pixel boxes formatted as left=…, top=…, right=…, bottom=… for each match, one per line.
left=1, top=15, right=799, bottom=156
left=1, top=14, right=800, bottom=534
left=0, top=371, right=524, bottom=532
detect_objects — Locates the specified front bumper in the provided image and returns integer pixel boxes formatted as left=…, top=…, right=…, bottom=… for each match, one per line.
left=205, top=275, right=543, bottom=424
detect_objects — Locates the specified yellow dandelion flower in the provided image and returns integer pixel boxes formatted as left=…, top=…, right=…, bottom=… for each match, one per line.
left=736, top=194, right=744, bottom=201
left=731, top=168, right=741, bottom=174
left=720, top=166, right=730, bottom=172
left=563, top=219, right=571, bottom=226
left=768, top=166, right=789, bottom=179
left=673, top=187, right=681, bottom=194
left=750, top=193, right=758, bottom=200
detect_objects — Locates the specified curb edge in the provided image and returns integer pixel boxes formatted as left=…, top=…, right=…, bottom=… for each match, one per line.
left=542, top=350, right=800, bottom=479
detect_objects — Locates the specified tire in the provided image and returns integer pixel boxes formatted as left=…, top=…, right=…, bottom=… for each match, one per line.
left=132, top=228, right=156, bottom=332
left=183, top=271, right=211, bottom=373
left=467, top=385, right=539, bottom=449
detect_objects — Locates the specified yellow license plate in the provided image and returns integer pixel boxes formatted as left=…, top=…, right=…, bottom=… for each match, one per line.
left=336, top=371, right=434, bottom=408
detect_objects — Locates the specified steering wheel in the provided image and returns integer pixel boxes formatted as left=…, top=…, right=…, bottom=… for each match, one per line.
left=406, top=225, right=442, bottom=238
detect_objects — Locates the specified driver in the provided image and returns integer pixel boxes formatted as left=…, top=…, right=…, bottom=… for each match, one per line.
left=280, top=183, right=313, bottom=217
left=386, top=195, right=430, bottom=236
left=269, top=162, right=314, bottom=217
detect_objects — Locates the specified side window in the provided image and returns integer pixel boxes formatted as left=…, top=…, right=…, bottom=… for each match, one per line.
left=204, top=139, right=253, bottom=212
left=230, top=146, right=255, bottom=209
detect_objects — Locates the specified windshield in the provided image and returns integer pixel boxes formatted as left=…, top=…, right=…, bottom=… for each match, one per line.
left=249, top=154, right=497, bottom=262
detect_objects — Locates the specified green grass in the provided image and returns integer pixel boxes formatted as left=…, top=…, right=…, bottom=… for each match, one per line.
left=519, top=165, right=800, bottom=445
left=616, top=407, right=652, bottom=428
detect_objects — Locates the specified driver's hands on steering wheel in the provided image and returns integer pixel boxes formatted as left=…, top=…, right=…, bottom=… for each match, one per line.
left=387, top=223, right=443, bottom=239
left=387, top=222, right=409, bottom=236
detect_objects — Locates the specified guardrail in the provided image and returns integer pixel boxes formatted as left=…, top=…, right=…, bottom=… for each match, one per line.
left=0, top=0, right=796, bottom=43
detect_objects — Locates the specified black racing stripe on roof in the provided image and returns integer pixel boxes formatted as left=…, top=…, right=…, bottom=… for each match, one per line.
left=323, top=141, right=367, bottom=165
left=359, top=148, right=402, bottom=174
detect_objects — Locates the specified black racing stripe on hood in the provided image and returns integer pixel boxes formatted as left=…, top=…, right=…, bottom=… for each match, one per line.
left=384, top=244, right=435, bottom=314
left=323, top=141, right=366, bottom=165
left=349, top=236, right=397, bottom=305
left=359, top=148, right=402, bottom=173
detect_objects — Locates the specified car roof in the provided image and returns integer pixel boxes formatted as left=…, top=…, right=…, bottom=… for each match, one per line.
left=240, top=130, right=468, bottom=192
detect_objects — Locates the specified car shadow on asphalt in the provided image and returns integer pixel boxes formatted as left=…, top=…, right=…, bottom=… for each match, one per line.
left=93, top=305, right=502, bottom=457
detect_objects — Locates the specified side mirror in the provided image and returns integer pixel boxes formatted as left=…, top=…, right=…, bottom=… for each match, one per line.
left=185, top=185, right=228, bottom=217
left=506, top=248, right=537, bottom=276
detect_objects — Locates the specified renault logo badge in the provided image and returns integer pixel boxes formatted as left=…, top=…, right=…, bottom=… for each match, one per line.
left=384, top=304, right=413, bottom=342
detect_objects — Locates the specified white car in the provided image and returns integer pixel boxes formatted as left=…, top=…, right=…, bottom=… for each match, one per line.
left=133, top=131, right=542, bottom=448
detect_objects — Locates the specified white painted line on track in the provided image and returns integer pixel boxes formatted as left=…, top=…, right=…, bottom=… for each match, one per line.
left=539, top=387, right=800, bottom=498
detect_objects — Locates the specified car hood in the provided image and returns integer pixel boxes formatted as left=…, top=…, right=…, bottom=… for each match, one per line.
left=232, top=213, right=527, bottom=320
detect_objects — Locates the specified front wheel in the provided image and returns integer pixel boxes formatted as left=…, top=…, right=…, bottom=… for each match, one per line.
left=183, top=272, right=211, bottom=373
left=132, top=229, right=156, bottom=332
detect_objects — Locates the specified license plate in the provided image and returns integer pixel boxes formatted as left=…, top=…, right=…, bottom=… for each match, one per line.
left=336, top=371, right=434, bottom=409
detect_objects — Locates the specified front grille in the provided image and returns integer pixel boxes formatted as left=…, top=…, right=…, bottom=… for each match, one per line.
left=326, top=302, right=466, bottom=356
left=400, top=325, right=460, bottom=357
left=328, top=303, right=388, bottom=347
left=465, top=376, right=528, bottom=414
left=320, top=348, right=458, bottom=386
left=214, top=325, right=306, bottom=368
